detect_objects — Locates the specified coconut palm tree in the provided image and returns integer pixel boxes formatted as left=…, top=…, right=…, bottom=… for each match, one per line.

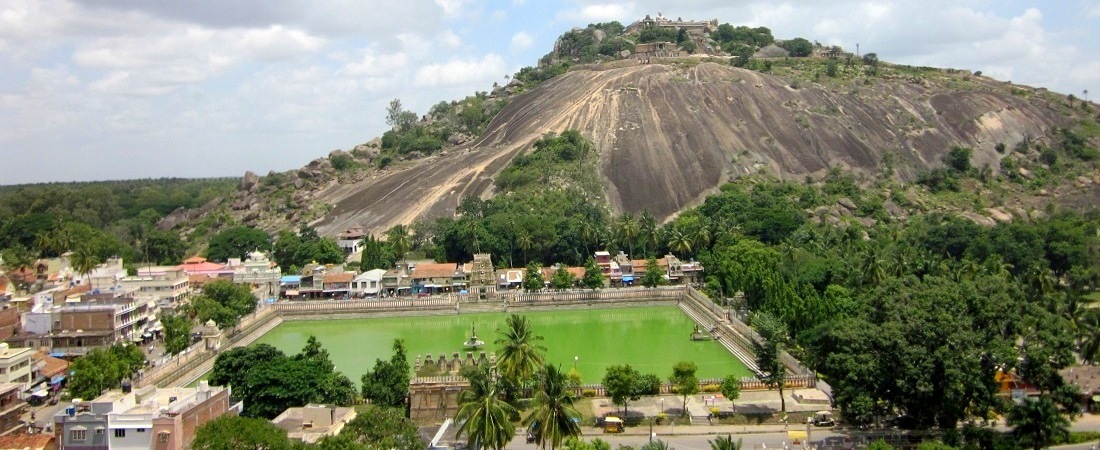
left=667, top=228, right=692, bottom=258
left=494, top=314, right=547, bottom=388
left=70, top=246, right=100, bottom=286
left=709, top=434, right=743, bottom=450
left=639, top=211, right=658, bottom=257
left=516, top=230, right=534, bottom=267
left=1079, top=308, right=1100, bottom=364
left=456, top=366, right=517, bottom=450
left=615, top=214, right=639, bottom=258
left=386, top=224, right=413, bottom=265
left=525, top=364, right=581, bottom=450
left=1009, top=397, right=1070, bottom=450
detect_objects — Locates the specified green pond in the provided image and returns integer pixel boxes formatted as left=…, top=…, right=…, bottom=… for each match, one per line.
left=244, top=305, right=751, bottom=384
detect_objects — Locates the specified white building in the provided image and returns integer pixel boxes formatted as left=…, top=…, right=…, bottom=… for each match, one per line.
left=336, top=226, right=367, bottom=255
left=121, top=266, right=189, bottom=310
left=0, top=343, right=34, bottom=393
left=351, top=269, right=386, bottom=297
left=233, top=250, right=282, bottom=300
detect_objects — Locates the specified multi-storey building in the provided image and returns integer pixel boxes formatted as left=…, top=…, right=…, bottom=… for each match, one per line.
left=0, top=383, right=26, bottom=436
left=54, top=382, right=239, bottom=450
left=120, top=267, right=188, bottom=311
left=0, top=344, right=33, bottom=394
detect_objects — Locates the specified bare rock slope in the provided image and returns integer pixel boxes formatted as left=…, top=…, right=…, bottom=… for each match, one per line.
left=314, top=61, right=1065, bottom=235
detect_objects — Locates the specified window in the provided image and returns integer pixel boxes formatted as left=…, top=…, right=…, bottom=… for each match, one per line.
left=71, top=429, right=87, bottom=441
left=137, top=428, right=146, bottom=432
left=114, top=429, right=126, bottom=438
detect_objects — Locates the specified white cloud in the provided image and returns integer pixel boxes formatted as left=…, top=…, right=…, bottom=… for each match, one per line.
left=434, top=0, right=468, bottom=16
left=510, top=31, right=534, bottom=51
left=437, top=29, right=463, bottom=49
left=238, top=25, right=326, bottom=60
left=414, top=54, right=506, bottom=87
left=558, top=3, right=636, bottom=22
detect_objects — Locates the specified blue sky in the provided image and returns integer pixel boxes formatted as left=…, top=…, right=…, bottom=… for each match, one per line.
left=1, top=0, right=1097, bottom=184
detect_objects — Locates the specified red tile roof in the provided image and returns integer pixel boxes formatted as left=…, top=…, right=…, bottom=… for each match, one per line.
left=0, top=434, right=55, bottom=449
left=411, top=263, right=460, bottom=280
left=323, top=273, right=354, bottom=284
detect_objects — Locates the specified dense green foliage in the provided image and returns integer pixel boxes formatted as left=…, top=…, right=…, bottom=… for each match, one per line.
left=712, top=25, right=774, bottom=52
left=206, top=226, right=271, bottom=262
left=190, top=279, right=257, bottom=328
left=272, top=227, right=344, bottom=273
left=161, top=312, right=192, bottom=355
left=191, top=416, right=292, bottom=450
left=0, top=178, right=232, bottom=275
left=209, top=338, right=356, bottom=418
left=192, top=406, right=424, bottom=450
left=361, top=339, right=411, bottom=408
left=67, top=344, right=146, bottom=400
left=779, top=37, right=813, bottom=57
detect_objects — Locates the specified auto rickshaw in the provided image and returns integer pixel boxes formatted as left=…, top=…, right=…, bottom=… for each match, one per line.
left=812, top=411, right=836, bottom=427
left=603, top=416, right=624, bottom=433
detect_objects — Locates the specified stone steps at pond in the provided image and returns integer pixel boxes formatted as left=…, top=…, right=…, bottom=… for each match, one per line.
left=171, top=315, right=285, bottom=387
left=677, top=302, right=760, bottom=373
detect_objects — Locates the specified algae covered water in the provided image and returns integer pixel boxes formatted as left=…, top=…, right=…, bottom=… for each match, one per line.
left=253, top=305, right=751, bottom=383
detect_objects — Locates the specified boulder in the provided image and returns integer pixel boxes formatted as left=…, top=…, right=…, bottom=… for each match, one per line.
left=448, top=134, right=469, bottom=145
left=960, top=211, right=996, bottom=227
left=328, top=149, right=349, bottom=160
left=1018, top=167, right=1034, bottom=180
left=883, top=200, right=908, bottom=220
left=1029, top=209, right=1047, bottom=221
left=984, top=208, right=1013, bottom=223
left=1077, top=176, right=1093, bottom=186
left=240, top=171, right=260, bottom=192
left=293, top=178, right=306, bottom=189
left=593, top=29, right=607, bottom=43
left=856, top=217, right=877, bottom=228
left=620, top=50, right=632, bottom=58
left=837, top=197, right=857, bottom=210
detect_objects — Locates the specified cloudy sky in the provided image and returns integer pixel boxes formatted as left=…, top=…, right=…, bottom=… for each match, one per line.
left=1, top=0, right=1097, bottom=185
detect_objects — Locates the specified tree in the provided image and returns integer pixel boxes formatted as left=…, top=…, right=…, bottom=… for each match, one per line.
left=526, top=364, right=582, bottom=450
left=1009, top=397, right=1070, bottom=450
left=209, top=338, right=356, bottom=418
left=670, top=361, right=699, bottom=416
left=523, top=262, right=545, bottom=292
left=456, top=365, right=517, bottom=450
left=862, top=52, right=879, bottom=75
left=709, top=435, right=743, bottom=450
left=495, top=314, right=547, bottom=387
left=340, top=405, right=425, bottom=450
left=616, top=214, right=639, bottom=258
left=385, top=99, right=417, bottom=132
left=385, top=225, right=413, bottom=264
left=361, top=339, right=411, bottom=408
left=550, top=266, right=575, bottom=290
left=581, top=258, right=604, bottom=289
left=640, top=258, right=666, bottom=288
left=67, top=344, right=145, bottom=400
left=161, top=312, right=192, bottom=355
left=720, top=375, right=742, bottom=412
left=603, top=364, right=641, bottom=416
left=192, top=279, right=257, bottom=328
left=206, top=226, right=270, bottom=262
left=943, top=146, right=973, bottom=174
left=779, top=37, right=813, bottom=57
left=70, top=245, right=100, bottom=286
left=359, top=235, right=396, bottom=272
left=752, top=312, right=788, bottom=412
left=191, top=416, right=292, bottom=450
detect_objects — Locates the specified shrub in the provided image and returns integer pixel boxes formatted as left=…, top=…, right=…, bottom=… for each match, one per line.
left=375, top=155, right=393, bottom=169
left=701, top=384, right=721, bottom=393
left=1039, top=147, right=1058, bottom=166
left=582, top=389, right=597, bottom=397
left=330, top=154, right=353, bottom=171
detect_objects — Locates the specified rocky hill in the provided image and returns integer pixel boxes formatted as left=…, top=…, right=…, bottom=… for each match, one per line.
left=193, top=56, right=1097, bottom=239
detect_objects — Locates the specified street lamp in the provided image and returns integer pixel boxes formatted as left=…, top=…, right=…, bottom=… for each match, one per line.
left=574, top=356, right=579, bottom=370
